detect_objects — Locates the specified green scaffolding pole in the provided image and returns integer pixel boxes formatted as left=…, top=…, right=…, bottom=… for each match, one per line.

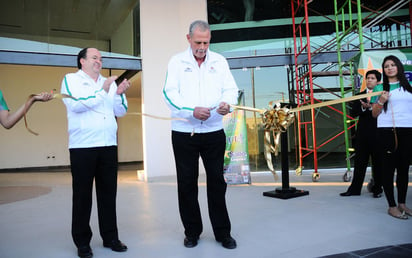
left=334, top=0, right=364, bottom=176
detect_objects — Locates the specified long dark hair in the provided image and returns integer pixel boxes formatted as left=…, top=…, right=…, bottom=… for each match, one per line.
left=381, top=55, right=412, bottom=111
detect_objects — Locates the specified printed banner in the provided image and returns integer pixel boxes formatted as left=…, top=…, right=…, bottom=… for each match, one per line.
left=355, top=49, right=412, bottom=91
left=223, top=95, right=251, bottom=185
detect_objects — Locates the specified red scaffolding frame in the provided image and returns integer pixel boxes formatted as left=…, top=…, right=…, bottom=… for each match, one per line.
left=291, top=0, right=320, bottom=181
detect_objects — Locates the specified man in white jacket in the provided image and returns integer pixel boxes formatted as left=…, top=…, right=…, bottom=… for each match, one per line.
left=163, top=20, right=239, bottom=249
left=61, top=47, right=130, bottom=258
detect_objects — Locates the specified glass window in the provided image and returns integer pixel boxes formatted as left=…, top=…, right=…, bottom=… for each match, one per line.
left=231, top=66, right=290, bottom=172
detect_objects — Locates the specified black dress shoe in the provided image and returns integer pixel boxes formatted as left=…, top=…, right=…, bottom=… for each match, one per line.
left=217, top=236, right=237, bottom=249
left=77, top=245, right=93, bottom=258
left=373, top=192, right=383, bottom=198
left=183, top=237, right=198, bottom=248
left=340, top=191, right=360, bottom=196
left=103, top=239, right=128, bottom=252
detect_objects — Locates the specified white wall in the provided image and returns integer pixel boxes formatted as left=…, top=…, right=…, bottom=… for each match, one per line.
left=0, top=65, right=141, bottom=169
left=139, top=0, right=207, bottom=179
left=0, top=65, right=74, bottom=168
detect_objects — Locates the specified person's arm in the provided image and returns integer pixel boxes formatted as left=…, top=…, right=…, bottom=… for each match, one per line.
left=372, top=91, right=389, bottom=118
left=215, top=58, right=239, bottom=116
left=349, top=96, right=362, bottom=118
left=113, top=78, right=129, bottom=117
left=162, top=57, right=196, bottom=120
left=0, top=93, right=53, bottom=129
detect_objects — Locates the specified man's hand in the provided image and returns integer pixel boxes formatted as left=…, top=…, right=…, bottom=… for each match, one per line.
left=217, top=102, right=231, bottom=115
left=360, top=100, right=371, bottom=109
left=116, top=78, right=131, bottom=95
left=194, top=107, right=211, bottom=121
left=103, top=76, right=118, bottom=93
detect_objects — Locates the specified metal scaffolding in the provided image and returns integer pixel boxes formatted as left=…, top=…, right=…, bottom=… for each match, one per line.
left=289, top=0, right=411, bottom=181
left=291, top=0, right=319, bottom=181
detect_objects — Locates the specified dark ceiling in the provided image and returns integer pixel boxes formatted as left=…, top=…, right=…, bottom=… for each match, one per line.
left=207, top=0, right=410, bottom=24
left=0, top=0, right=139, bottom=41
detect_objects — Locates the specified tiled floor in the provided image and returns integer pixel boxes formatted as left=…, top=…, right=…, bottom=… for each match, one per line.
left=320, top=243, right=412, bottom=258
left=0, top=164, right=411, bottom=258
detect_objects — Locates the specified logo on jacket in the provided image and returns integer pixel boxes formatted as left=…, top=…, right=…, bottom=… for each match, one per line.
left=209, top=66, right=216, bottom=73
left=184, top=67, right=192, bottom=72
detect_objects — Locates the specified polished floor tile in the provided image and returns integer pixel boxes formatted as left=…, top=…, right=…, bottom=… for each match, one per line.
left=0, top=165, right=411, bottom=258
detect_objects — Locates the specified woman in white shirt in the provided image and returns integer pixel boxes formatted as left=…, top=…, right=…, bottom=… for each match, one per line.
left=372, top=55, right=412, bottom=220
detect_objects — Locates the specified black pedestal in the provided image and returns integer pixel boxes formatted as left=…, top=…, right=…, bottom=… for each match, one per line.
left=263, top=187, right=309, bottom=199
left=263, top=129, right=309, bottom=199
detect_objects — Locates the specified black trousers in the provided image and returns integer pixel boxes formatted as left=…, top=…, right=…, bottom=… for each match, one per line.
left=347, top=131, right=383, bottom=195
left=172, top=130, right=231, bottom=240
left=378, top=128, right=412, bottom=207
left=69, top=146, right=119, bottom=247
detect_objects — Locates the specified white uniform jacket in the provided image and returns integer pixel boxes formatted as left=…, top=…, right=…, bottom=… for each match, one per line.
left=61, top=70, right=128, bottom=149
left=163, top=47, right=239, bottom=133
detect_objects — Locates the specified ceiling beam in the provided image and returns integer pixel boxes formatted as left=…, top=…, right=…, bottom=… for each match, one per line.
left=226, top=50, right=361, bottom=69
left=0, top=50, right=141, bottom=70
